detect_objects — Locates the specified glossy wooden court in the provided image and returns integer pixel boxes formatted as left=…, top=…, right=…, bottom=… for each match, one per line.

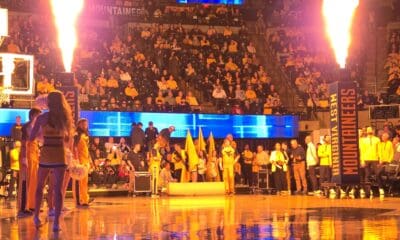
left=1, top=195, right=400, bottom=239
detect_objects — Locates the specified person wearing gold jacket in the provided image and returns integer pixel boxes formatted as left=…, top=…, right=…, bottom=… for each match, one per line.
left=25, top=108, right=43, bottom=212
left=318, top=135, right=332, bottom=184
left=72, top=119, right=92, bottom=207
left=222, top=140, right=238, bottom=194
left=359, top=127, right=380, bottom=182
left=18, top=108, right=41, bottom=217
left=149, top=143, right=162, bottom=196
left=9, top=141, right=21, bottom=198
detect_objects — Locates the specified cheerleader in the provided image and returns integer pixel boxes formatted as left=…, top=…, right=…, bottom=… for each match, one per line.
left=241, top=144, right=254, bottom=186
left=270, top=143, right=288, bottom=195
left=72, top=118, right=92, bottom=207
left=197, top=151, right=207, bottom=182
left=206, top=150, right=220, bottom=182
left=29, top=91, right=74, bottom=232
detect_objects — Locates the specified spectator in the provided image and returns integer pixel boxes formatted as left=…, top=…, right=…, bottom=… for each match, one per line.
left=186, top=91, right=199, bottom=107
left=212, top=85, right=227, bottom=111
left=235, top=84, right=245, bottom=101
left=166, top=75, right=178, bottom=92
left=11, top=116, right=23, bottom=141
left=159, top=126, right=175, bottom=146
left=155, top=91, right=165, bottom=105
left=125, top=82, right=139, bottom=101
left=132, top=100, right=143, bottom=112
left=175, top=91, right=184, bottom=105
left=143, top=97, right=155, bottom=112
left=245, top=85, right=257, bottom=102
left=164, top=90, right=176, bottom=106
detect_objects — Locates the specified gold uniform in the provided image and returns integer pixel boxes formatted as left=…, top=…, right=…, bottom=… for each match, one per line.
left=222, top=146, right=236, bottom=194
left=149, top=145, right=162, bottom=195
left=26, top=140, right=39, bottom=210
left=73, top=133, right=90, bottom=205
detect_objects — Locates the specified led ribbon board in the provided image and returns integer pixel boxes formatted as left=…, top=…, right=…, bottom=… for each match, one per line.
left=0, top=109, right=298, bottom=139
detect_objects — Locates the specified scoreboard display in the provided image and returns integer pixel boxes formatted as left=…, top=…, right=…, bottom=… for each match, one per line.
left=177, top=0, right=244, bottom=4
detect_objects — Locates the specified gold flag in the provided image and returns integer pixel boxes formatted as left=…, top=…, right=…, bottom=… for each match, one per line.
left=207, top=131, right=216, bottom=157
left=185, top=130, right=199, bottom=172
left=198, top=127, right=207, bottom=152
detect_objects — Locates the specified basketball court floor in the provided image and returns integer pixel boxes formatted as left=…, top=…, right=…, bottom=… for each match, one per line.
left=1, top=195, right=400, bottom=239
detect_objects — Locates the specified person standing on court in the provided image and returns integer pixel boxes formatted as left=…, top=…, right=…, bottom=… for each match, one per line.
left=281, top=142, right=291, bottom=194
left=252, top=145, right=269, bottom=190
left=359, top=127, right=380, bottom=197
left=222, top=139, right=237, bottom=195
left=241, top=144, right=253, bottom=186
left=126, top=144, right=146, bottom=196
left=377, top=132, right=394, bottom=196
left=318, top=135, right=332, bottom=185
left=149, top=143, right=162, bottom=196
left=8, top=141, right=21, bottom=198
left=290, top=139, right=307, bottom=195
left=72, top=118, right=92, bottom=207
left=29, top=91, right=74, bottom=232
left=17, top=108, right=41, bottom=217
left=270, top=143, right=288, bottom=195
left=305, top=135, right=318, bottom=194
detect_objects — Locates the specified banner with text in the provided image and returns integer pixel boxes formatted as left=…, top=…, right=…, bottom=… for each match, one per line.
left=85, top=3, right=146, bottom=18
left=329, top=81, right=360, bottom=185
left=58, top=86, right=79, bottom=124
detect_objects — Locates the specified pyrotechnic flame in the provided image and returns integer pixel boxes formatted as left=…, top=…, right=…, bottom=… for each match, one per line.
left=50, top=0, right=83, bottom=72
left=322, top=0, right=359, bottom=68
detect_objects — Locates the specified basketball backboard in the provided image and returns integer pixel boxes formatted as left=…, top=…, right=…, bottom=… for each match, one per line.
left=0, top=8, right=8, bottom=47
left=0, top=53, right=35, bottom=96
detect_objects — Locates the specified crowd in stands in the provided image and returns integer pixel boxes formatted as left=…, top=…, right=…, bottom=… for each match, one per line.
left=146, top=3, right=244, bottom=26
left=385, top=29, right=400, bottom=103
left=268, top=28, right=334, bottom=116
left=4, top=0, right=245, bottom=27
left=5, top=0, right=400, bottom=117
left=262, top=0, right=397, bottom=117
left=2, top=6, right=283, bottom=114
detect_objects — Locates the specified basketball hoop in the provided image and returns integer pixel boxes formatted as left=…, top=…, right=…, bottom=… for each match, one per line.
left=0, top=87, right=10, bottom=105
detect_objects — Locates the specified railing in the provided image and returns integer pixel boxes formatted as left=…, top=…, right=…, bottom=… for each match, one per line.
left=261, top=32, right=303, bottom=113
left=368, top=104, right=400, bottom=120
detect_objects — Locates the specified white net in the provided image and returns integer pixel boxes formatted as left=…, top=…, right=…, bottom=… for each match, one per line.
left=0, top=87, right=10, bottom=105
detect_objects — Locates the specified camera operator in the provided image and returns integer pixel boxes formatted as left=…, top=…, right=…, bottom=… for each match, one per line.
left=126, top=144, right=147, bottom=196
